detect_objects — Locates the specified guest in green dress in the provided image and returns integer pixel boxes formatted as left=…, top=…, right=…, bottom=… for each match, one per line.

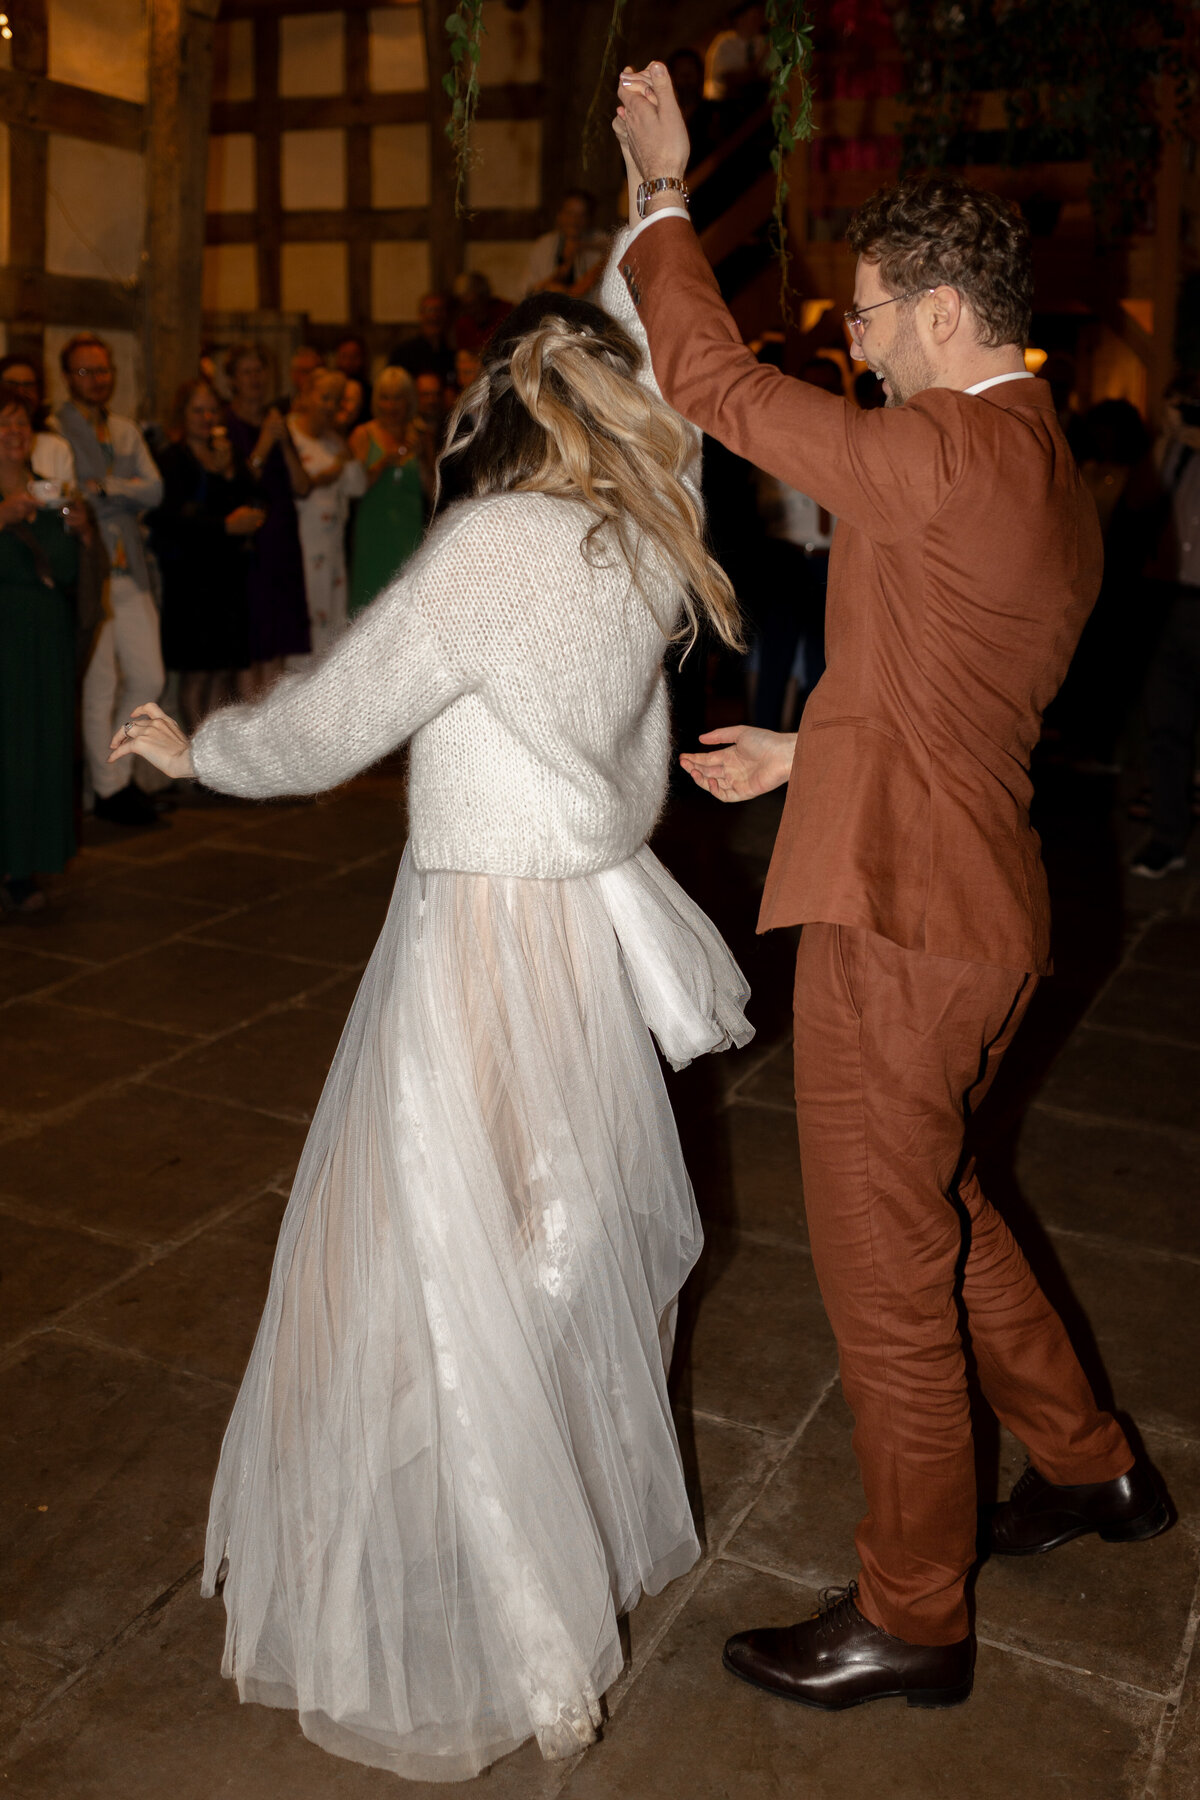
left=348, top=366, right=428, bottom=618
left=0, top=382, right=88, bottom=913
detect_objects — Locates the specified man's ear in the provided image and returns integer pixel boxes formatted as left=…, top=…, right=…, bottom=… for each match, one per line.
left=926, top=285, right=963, bottom=345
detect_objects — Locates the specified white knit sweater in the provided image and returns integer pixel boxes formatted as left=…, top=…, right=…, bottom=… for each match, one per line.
left=191, top=237, right=699, bottom=880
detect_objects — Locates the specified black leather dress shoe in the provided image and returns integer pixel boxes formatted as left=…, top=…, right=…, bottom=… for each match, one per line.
left=722, top=1583, right=973, bottom=1712
left=989, top=1461, right=1171, bottom=1556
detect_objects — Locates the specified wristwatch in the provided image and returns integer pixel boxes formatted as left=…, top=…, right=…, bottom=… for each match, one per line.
left=636, top=176, right=690, bottom=219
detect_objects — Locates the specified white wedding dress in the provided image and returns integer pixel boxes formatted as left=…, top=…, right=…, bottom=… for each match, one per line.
left=201, top=839, right=751, bottom=1781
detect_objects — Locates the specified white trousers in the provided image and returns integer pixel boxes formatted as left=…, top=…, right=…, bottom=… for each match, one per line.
left=82, top=573, right=165, bottom=798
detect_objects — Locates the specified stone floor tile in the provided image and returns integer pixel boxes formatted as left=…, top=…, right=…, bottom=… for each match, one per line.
left=227, top=790, right=408, bottom=866
left=0, top=1214, right=136, bottom=1350
left=0, top=882, right=218, bottom=965
left=0, top=943, right=83, bottom=1004
left=51, top=940, right=327, bottom=1037
left=198, top=872, right=392, bottom=967
left=0, top=1003, right=189, bottom=1116
left=726, top=1386, right=861, bottom=1588
left=0, top=1580, right=563, bottom=1799
left=1011, top=1107, right=1200, bottom=1259
left=976, top=1429, right=1200, bottom=1698
left=1044, top=1234, right=1200, bottom=1442
left=0, top=1637, right=71, bottom=1744
left=0, top=1334, right=231, bottom=1667
left=1132, top=916, right=1200, bottom=975
left=680, top=1236, right=836, bottom=1435
left=108, top=845, right=317, bottom=912
left=1036, top=1026, right=1200, bottom=1135
left=298, top=970, right=366, bottom=1016
left=157, top=1005, right=347, bottom=1120
left=1158, top=1636, right=1200, bottom=1800
left=1088, top=965, right=1200, bottom=1047
left=691, top=1101, right=806, bottom=1247
left=67, top=1195, right=284, bottom=1386
left=0, top=1087, right=305, bottom=1245
left=558, top=1560, right=1161, bottom=1800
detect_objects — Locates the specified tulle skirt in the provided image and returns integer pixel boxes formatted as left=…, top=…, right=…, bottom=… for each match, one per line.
left=201, top=842, right=752, bottom=1782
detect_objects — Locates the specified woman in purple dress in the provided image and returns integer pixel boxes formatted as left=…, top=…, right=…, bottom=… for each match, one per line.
left=225, top=344, right=312, bottom=693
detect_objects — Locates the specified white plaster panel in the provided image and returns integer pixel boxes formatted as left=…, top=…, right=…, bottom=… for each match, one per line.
left=45, top=326, right=141, bottom=419
left=202, top=245, right=258, bottom=315
left=281, top=130, right=347, bottom=212
left=467, top=119, right=541, bottom=211
left=465, top=239, right=533, bottom=306
left=282, top=242, right=349, bottom=324
left=369, top=6, right=425, bottom=92
left=45, top=135, right=145, bottom=283
left=47, top=0, right=147, bottom=104
left=212, top=20, right=254, bottom=102
left=372, top=241, right=431, bottom=325
left=206, top=135, right=256, bottom=215
left=478, top=0, right=541, bottom=85
left=372, top=123, right=429, bottom=209
left=279, top=12, right=345, bottom=98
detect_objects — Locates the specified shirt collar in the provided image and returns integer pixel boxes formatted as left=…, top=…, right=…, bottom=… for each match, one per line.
left=964, top=371, right=1035, bottom=397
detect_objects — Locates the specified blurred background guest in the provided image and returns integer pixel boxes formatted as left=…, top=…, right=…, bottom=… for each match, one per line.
left=454, top=347, right=483, bottom=397
left=276, top=344, right=322, bottom=415
left=225, top=343, right=312, bottom=693
left=523, top=190, right=607, bottom=298
left=451, top=270, right=511, bottom=355
left=150, top=378, right=265, bottom=730
left=55, top=332, right=164, bottom=829
left=333, top=333, right=372, bottom=432
left=348, top=365, right=426, bottom=619
left=0, top=354, right=76, bottom=491
left=665, top=47, right=721, bottom=168
left=413, top=369, right=448, bottom=461
left=0, top=382, right=91, bottom=912
left=287, top=368, right=366, bottom=659
left=389, top=293, right=456, bottom=390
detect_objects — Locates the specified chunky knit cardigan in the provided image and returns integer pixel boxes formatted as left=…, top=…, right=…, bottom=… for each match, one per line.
left=191, top=235, right=699, bottom=879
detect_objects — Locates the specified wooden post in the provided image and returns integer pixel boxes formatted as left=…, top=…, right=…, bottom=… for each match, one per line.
left=1150, top=81, right=1183, bottom=430
left=6, top=0, right=48, bottom=367
left=144, top=0, right=220, bottom=424
left=345, top=9, right=372, bottom=326
left=420, top=0, right=464, bottom=298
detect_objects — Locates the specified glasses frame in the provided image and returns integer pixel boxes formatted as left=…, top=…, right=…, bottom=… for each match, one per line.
left=843, top=288, right=936, bottom=340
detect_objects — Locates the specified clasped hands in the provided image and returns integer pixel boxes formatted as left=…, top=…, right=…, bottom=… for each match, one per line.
left=107, top=702, right=195, bottom=780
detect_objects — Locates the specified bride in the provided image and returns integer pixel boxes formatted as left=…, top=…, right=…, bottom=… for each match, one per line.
left=109, top=247, right=751, bottom=1781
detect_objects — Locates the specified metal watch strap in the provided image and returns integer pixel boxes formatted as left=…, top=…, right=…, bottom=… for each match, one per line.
left=636, top=176, right=690, bottom=219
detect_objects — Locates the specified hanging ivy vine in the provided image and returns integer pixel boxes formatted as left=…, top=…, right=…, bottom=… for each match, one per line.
left=764, top=0, right=818, bottom=319
left=444, top=0, right=486, bottom=218
left=582, top=0, right=633, bottom=170
left=894, top=0, right=1194, bottom=238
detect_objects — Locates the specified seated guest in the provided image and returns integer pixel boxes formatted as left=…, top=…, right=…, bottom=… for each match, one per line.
left=225, top=343, right=313, bottom=694
left=288, top=370, right=367, bottom=660
left=0, top=381, right=92, bottom=912
left=150, top=379, right=265, bottom=731
left=388, top=293, right=456, bottom=389
left=451, top=270, right=511, bottom=354
left=0, top=354, right=76, bottom=490
left=524, top=191, right=607, bottom=298
left=348, top=365, right=426, bottom=619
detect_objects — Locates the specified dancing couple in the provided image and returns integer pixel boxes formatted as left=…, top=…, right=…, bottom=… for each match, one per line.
left=110, top=63, right=1166, bottom=1782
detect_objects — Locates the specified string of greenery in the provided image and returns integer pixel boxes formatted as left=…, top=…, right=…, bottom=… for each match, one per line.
left=582, top=0, right=632, bottom=169
left=895, top=0, right=1194, bottom=238
left=765, top=0, right=818, bottom=318
left=444, top=0, right=486, bottom=218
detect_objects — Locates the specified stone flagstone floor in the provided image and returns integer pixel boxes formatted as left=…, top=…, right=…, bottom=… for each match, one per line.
left=1, top=765, right=1198, bottom=1800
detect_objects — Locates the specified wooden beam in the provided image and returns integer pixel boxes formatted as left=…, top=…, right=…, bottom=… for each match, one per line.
left=420, top=0, right=464, bottom=294
left=6, top=0, right=49, bottom=368
left=144, top=0, right=221, bottom=423
left=0, top=70, right=145, bottom=151
left=252, top=12, right=282, bottom=311
left=205, top=207, right=543, bottom=245
left=1150, top=81, right=1183, bottom=427
left=344, top=8, right=371, bottom=325
left=211, top=82, right=541, bottom=136
left=0, top=266, right=140, bottom=329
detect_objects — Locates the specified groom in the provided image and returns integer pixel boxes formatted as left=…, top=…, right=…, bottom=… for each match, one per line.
left=614, top=66, right=1168, bottom=1709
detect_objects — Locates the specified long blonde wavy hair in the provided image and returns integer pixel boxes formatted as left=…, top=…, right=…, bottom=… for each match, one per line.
left=435, top=293, right=742, bottom=652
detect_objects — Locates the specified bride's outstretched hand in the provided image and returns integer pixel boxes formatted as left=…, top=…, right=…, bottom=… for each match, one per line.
left=107, top=702, right=196, bottom=781
left=679, top=725, right=795, bottom=803
left=614, top=61, right=690, bottom=184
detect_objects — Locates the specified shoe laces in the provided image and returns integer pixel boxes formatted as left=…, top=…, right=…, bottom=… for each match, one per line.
left=813, top=1581, right=860, bottom=1638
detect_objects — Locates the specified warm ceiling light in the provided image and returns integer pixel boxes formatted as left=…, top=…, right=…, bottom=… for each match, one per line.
left=1024, top=347, right=1048, bottom=372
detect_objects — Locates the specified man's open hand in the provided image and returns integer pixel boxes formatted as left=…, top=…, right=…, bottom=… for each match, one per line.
left=679, top=726, right=796, bottom=803
left=615, top=62, right=690, bottom=184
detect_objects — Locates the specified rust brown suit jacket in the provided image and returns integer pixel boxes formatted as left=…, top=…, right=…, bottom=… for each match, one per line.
left=619, top=220, right=1103, bottom=974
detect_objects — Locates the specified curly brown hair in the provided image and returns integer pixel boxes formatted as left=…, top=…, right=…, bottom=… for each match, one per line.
left=847, top=176, right=1032, bottom=350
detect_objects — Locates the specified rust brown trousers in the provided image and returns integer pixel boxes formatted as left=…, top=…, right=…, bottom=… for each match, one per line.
left=620, top=218, right=1132, bottom=1643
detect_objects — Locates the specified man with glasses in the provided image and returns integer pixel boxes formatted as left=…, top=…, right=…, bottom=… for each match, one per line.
left=55, top=333, right=165, bottom=827
left=610, top=65, right=1163, bottom=1713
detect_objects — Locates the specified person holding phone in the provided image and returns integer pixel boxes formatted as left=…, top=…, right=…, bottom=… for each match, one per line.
left=148, top=379, right=265, bottom=732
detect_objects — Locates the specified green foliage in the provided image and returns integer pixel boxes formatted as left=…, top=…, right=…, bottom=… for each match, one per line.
left=443, top=1, right=486, bottom=218
left=895, top=0, right=1195, bottom=237
left=765, top=0, right=818, bottom=319
left=582, top=0, right=632, bottom=170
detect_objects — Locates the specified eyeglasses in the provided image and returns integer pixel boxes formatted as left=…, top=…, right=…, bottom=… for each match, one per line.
left=843, top=289, right=935, bottom=340
left=68, top=365, right=112, bottom=378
